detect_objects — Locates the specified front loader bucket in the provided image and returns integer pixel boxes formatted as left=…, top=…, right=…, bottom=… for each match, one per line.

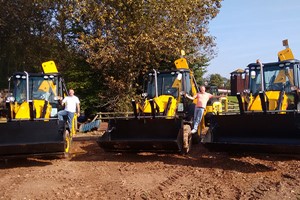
left=0, top=120, right=66, bottom=157
left=203, top=113, right=300, bottom=154
left=97, top=118, right=183, bottom=152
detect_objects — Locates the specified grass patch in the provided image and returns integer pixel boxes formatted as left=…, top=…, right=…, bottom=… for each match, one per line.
left=227, top=95, right=238, bottom=103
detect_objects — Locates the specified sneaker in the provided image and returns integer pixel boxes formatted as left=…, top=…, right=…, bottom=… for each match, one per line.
left=191, top=129, right=197, bottom=134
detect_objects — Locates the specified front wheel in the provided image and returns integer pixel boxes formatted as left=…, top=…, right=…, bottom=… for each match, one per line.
left=64, top=129, right=71, bottom=157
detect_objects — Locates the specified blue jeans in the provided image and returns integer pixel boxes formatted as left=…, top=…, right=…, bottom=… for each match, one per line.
left=193, top=107, right=205, bottom=130
left=58, top=110, right=75, bottom=129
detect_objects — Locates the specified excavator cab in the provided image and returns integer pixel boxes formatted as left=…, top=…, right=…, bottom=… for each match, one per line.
left=245, top=61, right=297, bottom=111
left=145, top=72, right=179, bottom=98
left=9, top=74, right=57, bottom=116
left=0, top=61, right=75, bottom=157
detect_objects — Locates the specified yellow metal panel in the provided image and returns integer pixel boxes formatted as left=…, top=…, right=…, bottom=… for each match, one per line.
left=171, top=78, right=181, bottom=89
left=206, top=106, right=213, bottom=113
left=15, top=102, right=30, bottom=119
left=166, top=97, right=177, bottom=117
left=274, top=70, right=286, bottom=83
left=267, top=91, right=280, bottom=110
left=248, top=95, right=262, bottom=111
left=174, top=58, right=189, bottom=69
left=38, top=80, right=57, bottom=96
left=71, top=114, right=77, bottom=136
left=42, top=61, right=58, bottom=74
left=44, top=103, right=52, bottom=120
left=33, top=100, right=52, bottom=120
left=278, top=48, right=294, bottom=61
left=248, top=91, right=288, bottom=112
left=33, top=100, right=46, bottom=118
left=142, top=100, right=153, bottom=113
left=142, top=95, right=177, bottom=117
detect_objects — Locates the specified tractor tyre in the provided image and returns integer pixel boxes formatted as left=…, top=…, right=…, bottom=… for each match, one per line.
left=64, top=129, right=71, bottom=158
left=182, top=124, right=192, bottom=154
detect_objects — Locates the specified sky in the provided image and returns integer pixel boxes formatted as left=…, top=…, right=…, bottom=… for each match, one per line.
left=207, top=0, right=300, bottom=79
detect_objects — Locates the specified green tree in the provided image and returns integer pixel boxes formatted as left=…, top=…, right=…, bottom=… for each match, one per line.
left=190, top=56, right=210, bottom=87
left=0, top=1, right=79, bottom=85
left=0, top=0, right=222, bottom=113
left=76, top=0, right=222, bottom=111
left=207, top=73, right=229, bottom=88
left=0, top=1, right=97, bottom=111
left=0, top=1, right=54, bottom=87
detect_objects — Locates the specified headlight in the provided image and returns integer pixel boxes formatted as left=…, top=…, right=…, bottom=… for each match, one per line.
left=6, top=96, right=15, bottom=102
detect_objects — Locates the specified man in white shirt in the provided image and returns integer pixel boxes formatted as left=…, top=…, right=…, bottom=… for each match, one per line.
left=58, top=89, right=80, bottom=129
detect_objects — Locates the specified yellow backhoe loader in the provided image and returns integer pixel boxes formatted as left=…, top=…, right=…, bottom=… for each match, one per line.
left=0, top=61, right=76, bottom=157
left=203, top=41, right=300, bottom=153
left=98, top=58, right=205, bottom=153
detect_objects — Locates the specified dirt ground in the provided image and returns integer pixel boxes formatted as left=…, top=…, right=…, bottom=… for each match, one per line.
left=1, top=131, right=300, bottom=200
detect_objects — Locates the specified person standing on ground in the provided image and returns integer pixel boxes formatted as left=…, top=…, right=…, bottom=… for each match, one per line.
left=185, top=85, right=214, bottom=134
left=58, top=89, right=80, bottom=129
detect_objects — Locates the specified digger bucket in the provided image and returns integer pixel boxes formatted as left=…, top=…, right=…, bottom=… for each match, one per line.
left=203, top=112, right=300, bottom=154
left=97, top=118, right=184, bottom=152
left=0, top=120, right=66, bottom=157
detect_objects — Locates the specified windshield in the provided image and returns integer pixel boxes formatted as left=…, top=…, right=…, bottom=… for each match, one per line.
left=249, top=63, right=295, bottom=94
left=146, top=72, right=179, bottom=98
left=13, top=77, right=27, bottom=103
left=12, top=75, right=58, bottom=104
left=30, top=76, right=58, bottom=103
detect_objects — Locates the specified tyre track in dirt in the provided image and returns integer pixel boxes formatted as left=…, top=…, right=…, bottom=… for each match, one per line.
left=1, top=139, right=300, bottom=199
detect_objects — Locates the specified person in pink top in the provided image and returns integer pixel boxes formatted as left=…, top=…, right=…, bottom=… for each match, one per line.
left=185, top=85, right=213, bottom=134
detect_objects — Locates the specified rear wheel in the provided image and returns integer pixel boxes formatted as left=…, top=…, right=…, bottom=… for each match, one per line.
left=182, top=124, right=192, bottom=154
